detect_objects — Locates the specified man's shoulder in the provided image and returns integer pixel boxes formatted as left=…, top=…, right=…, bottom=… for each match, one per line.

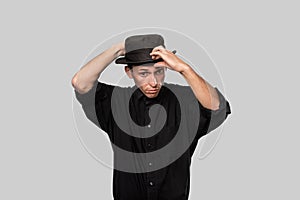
left=163, top=82, right=191, bottom=93
left=96, top=81, right=134, bottom=92
left=162, top=83, right=197, bottom=104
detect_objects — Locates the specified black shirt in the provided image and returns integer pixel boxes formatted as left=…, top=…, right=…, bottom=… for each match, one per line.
left=75, top=82, right=231, bottom=200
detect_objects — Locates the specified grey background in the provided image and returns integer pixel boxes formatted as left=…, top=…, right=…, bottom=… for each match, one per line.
left=1, top=0, right=299, bottom=199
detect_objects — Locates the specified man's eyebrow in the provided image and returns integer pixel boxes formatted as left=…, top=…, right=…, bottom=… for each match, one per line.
left=137, top=66, right=164, bottom=72
left=137, top=68, right=149, bottom=72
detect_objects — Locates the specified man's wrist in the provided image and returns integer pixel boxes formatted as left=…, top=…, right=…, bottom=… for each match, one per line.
left=179, top=64, right=192, bottom=75
left=112, top=43, right=125, bottom=57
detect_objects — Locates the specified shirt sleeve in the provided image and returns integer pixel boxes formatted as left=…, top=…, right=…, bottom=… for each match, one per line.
left=196, top=87, right=231, bottom=138
left=74, top=81, right=114, bottom=133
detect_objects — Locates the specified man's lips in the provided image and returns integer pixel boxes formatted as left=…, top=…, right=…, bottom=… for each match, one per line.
left=146, top=89, right=158, bottom=93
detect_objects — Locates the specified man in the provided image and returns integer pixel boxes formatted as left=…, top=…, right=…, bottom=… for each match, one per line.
left=72, top=34, right=231, bottom=200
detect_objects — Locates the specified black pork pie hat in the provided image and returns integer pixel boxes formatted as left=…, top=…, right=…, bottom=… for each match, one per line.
left=115, top=34, right=176, bottom=65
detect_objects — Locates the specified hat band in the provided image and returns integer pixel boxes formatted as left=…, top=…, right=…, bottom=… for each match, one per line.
left=125, top=48, right=153, bottom=63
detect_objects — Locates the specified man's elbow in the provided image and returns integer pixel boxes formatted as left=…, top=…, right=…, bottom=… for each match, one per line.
left=71, top=73, right=90, bottom=94
left=209, top=88, right=221, bottom=111
left=71, top=73, right=78, bottom=88
left=208, top=98, right=220, bottom=111
left=211, top=104, right=220, bottom=111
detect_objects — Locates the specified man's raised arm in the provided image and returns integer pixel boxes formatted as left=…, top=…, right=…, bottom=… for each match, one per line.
left=71, top=42, right=125, bottom=94
left=150, top=46, right=221, bottom=111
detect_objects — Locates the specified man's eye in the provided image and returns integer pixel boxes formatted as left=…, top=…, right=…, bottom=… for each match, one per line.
left=155, top=69, right=164, bottom=75
left=139, top=72, right=149, bottom=77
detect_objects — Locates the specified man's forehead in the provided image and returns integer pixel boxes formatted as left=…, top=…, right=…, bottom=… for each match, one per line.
left=133, top=62, right=166, bottom=69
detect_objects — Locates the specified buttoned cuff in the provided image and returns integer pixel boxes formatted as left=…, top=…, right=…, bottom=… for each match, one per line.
left=198, top=87, right=231, bottom=119
left=74, top=81, right=99, bottom=105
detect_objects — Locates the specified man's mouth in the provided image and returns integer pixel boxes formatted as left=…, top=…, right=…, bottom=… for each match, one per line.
left=148, top=90, right=157, bottom=93
left=146, top=89, right=158, bottom=94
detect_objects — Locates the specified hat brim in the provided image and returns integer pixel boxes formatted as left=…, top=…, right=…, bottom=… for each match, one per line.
left=115, top=50, right=176, bottom=65
left=115, top=57, right=164, bottom=65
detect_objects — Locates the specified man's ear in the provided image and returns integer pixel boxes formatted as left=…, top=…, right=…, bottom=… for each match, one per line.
left=125, top=66, right=133, bottom=79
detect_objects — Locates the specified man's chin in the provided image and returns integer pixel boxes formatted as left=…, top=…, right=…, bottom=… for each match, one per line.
left=144, top=91, right=160, bottom=98
left=145, top=93, right=158, bottom=98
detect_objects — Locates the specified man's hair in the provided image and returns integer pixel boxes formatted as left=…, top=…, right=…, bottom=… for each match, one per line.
left=127, top=65, right=133, bottom=69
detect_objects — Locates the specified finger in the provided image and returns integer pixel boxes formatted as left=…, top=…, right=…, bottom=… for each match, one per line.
left=152, top=49, right=173, bottom=58
left=150, top=51, right=161, bottom=56
left=151, top=55, right=161, bottom=60
left=150, top=51, right=161, bottom=57
left=150, top=50, right=166, bottom=56
left=151, top=46, right=168, bottom=55
left=152, top=45, right=165, bottom=52
left=150, top=51, right=163, bottom=60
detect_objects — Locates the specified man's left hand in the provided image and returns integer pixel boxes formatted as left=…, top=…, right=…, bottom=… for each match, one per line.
left=150, top=46, right=189, bottom=73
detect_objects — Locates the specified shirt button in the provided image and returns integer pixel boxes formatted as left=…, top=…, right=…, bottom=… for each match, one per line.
left=147, top=143, right=152, bottom=148
left=149, top=162, right=153, bottom=166
left=149, top=181, right=154, bottom=186
left=147, top=124, right=151, bottom=128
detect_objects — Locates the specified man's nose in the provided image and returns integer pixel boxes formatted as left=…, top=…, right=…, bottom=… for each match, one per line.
left=148, top=74, right=158, bottom=87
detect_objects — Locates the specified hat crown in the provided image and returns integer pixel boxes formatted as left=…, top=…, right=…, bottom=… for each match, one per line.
left=125, top=34, right=165, bottom=53
left=115, top=34, right=168, bottom=65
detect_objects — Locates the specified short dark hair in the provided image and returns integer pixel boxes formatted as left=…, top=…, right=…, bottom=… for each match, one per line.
left=127, top=65, right=133, bottom=69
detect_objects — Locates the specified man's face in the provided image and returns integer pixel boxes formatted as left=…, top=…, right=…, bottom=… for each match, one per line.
left=125, top=63, right=166, bottom=98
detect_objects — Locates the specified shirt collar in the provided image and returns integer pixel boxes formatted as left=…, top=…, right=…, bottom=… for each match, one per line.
left=131, top=85, right=165, bottom=103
